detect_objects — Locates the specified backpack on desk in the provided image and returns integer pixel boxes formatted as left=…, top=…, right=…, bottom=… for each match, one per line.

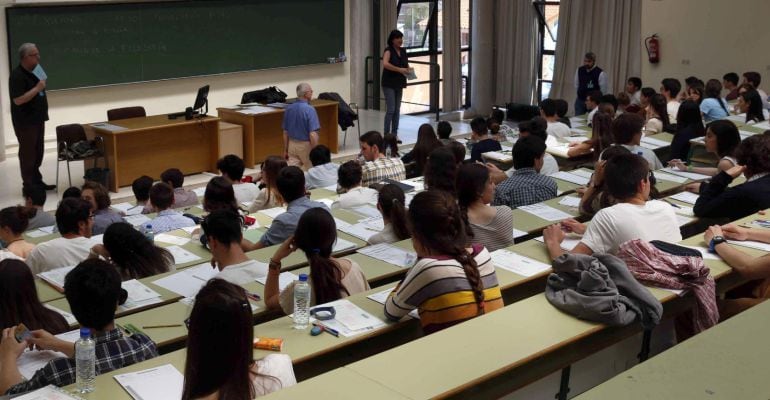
left=241, top=86, right=288, bottom=104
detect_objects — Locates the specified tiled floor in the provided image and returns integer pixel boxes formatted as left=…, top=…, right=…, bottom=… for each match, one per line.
left=0, top=109, right=471, bottom=211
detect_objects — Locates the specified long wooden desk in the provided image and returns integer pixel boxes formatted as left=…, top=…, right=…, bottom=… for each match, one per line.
left=92, top=115, right=220, bottom=192
left=217, top=99, right=339, bottom=168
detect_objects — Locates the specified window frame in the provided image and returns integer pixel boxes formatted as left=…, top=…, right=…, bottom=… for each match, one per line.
left=533, top=0, right=559, bottom=101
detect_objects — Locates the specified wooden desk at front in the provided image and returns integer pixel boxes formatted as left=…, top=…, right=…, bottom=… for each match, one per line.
left=92, top=115, right=220, bottom=192
left=217, top=99, right=339, bottom=168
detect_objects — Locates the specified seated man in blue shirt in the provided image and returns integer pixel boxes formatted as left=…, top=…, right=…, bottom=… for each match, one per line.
left=0, top=259, right=158, bottom=395
left=242, top=166, right=329, bottom=251
left=283, top=83, right=321, bottom=171
left=492, top=135, right=557, bottom=209
left=147, top=182, right=196, bottom=233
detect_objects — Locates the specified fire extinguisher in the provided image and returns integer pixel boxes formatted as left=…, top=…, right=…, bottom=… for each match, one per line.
left=645, top=34, right=660, bottom=64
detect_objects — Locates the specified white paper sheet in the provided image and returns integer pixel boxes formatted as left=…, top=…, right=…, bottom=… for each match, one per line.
left=111, top=202, right=143, bottom=216
left=152, top=263, right=217, bottom=297
left=122, top=279, right=162, bottom=302
left=256, top=271, right=299, bottom=291
left=153, top=233, right=191, bottom=246
left=366, top=288, right=419, bottom=319
left=681, top=246, right=722, bottom=261
left=549, top=171, right=590, bottom=186
left=123, top=214, right=151, bottom=227
left=728, top=239, right=770, bottom=253
left=114, top=364, right=184, bottom=400
left=18, top=329, right=81, bottom=380
left=350, top=205, right=382, bottom=219
left=258, top=206, right=286, bottom=219
left=669, top=191, right=700, bottom=205
left=640, top=136, right=670, bottom=149
left=43, top=304, right=77, bottom=326
left=312, top=299, right=386, bottom=336
left=192, top=187, right=207, bottom=198
left=165, top=245, right=202, bottom=265
left=518, top=203, right=573, bottom=222
left=513, top=228, right=528, bottom=239
left=569, top=169, right=594, bottom=179
left=337, top=223, right=380, bottom=242
left=661, top=167, right=711, bottom=181
left=238, top=105, right=276, bottom=115
left=676, top=215, right=694, bottom=226
left=37, top=265, right=76, bottom=291
left=332, top=238, right=357, bottom=253
left=359, top=216, right=385, bottom=231
left=90, top=122, right=127, bottom=132
left=654, top=171, right=689, bottom=184
left=490, top=249, right=552, bottom=277
left=535, top=235, right=581, bottom=251
left=322, top=184, right=339, bottom=192
left=482, top=151, right=511, bottom=162
left=558, top=196, right=581, bottom=208
left=26, top=228, right=52, bottom=238
left=317, top=198, right=335, bottom=208
left=358, top=243, right=417, bottom=268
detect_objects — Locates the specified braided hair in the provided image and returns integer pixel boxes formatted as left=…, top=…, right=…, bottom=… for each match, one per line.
left=408, top=190, right=485, bottom=314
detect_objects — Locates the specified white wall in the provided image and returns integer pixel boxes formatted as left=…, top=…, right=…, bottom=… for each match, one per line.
left=640, top=0, right=770, bottom=89
left=0, top=0, right=351, bottom=152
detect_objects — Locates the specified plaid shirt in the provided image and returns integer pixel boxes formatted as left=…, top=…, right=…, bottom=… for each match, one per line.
left=492, top=168, right=557, bottom=209
left=6, top=329, right=158, bottom=395
left=361, top=157, right=406, bottom=187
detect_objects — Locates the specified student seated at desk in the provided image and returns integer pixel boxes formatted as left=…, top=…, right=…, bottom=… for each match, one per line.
left=264, top=208, right=369, bottom=314
left=131, top=175, right=154, bottom=215
left=613, top=112, right=663, bottom=170
left=204, top=209, right=268, bottom=284
left=457, top=164, right=513, bottom=252
left=700, top=79, right=730, bottom=122
left=424, top=146, right=458, bottom=194
left=0, top=259, right=158, bottom=395
left=182, top=279, right=296, bottom=400
left=385, top=190, right=503, bottom=334
left=584, top=90, right=602, bottom=125
left=90, top=222, right=173, bottom=280
left=368, top=184, right=410, bottom=245
left=739, top=89, right=767, bottom=125
left=486, top=117, right=559, bottom=183
left=218, top=154, right=259, bottom=206
left=644, top=94, right=671, bottom=135
left=578, top=146, right=630, bottom=216
left=567, top=112, right=613, bottom=159
left=332, top=161, right=378, bottom=210
left=304, top=145, right=339, bottom=190
left=554, top=99, right=571, bottom=127
left=437, top=120, right=454, bottom=145
left=21, top=184, right=55, bottom=231
left=669, top=100, right=705, bottom=162
left=160, top=168, right=199, bottom=208
left=694, top=134, right=770, bottom=220
left=541, top=99, right=571, bottom=139
left=204, top=177, right=242, bottom=215
left=359, top=131, right=406, bottom=187
left=669, top=120, right=741, bottom=193
left=661, top=78, right=682, bottom=123
left=492, top=136, right=557, bottom=209
left=146, top=183, right=196, bottom=233
left=249, top=156, right=287, bottom=213
left=447, top=140, right=466, bottom=165
left=0, top=207, right=36, bottom=259
left=60, top=186, right=81, bottom=200
left=401, top=123, right=442, bottom=176
left=25, top=198, right=95, bottom=274
left=468, top=117, right=501, bottom=163
left=704, top=224, right=770, bottom=317
left=243, top=167, right=329, bottom=251
left=543, top=153, right=681, bottom=257
left=490, top=109, right=515, bottom=136
left=81, top=181, right=123, bottom=235
left=0, top=259, right=68, bottom=334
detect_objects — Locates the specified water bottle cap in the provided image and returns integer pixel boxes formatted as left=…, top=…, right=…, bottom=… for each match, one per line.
left=145, top=224, right=152, bottom=229
left=79, top=327, right=91, bottom=338
left=298, top=273, right=308, bottom=282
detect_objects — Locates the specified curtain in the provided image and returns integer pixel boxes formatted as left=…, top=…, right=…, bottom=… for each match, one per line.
left=494, top=0, right=538, bottom=105
left=442, top=0, right=461, bottom=111
left=349, top=0, right=372, bottom=105
left=380, top=0, right=398, bottom=52
left=550, top=0, right=641, bottom=114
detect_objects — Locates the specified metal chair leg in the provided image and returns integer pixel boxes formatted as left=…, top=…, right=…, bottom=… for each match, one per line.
left=66, top=159, right=72, bottom=188
left=55, top=158, right=60, bottom=193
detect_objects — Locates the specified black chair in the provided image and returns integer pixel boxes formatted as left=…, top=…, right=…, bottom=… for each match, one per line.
left=55, top=124, right=106, bottom=191
left=107, top=106, right=146, bottom=121
left=318, top=92, right=361, bottom=149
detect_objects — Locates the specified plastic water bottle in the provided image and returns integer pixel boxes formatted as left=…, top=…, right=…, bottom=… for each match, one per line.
left=75, top=328, right=95, bottom=393
left=385, top=145, right=392, bottom=158
left=293, top=273, right=311, bottom=329
left=143, top=224, right=154, bottom=242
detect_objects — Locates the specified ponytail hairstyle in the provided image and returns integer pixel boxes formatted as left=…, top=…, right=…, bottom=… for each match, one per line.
left=377, top=184, right=410, bottom=241
left=408, top=190, right=485, bottom=315
left=0, top=206, right=36, bottom=235
left=293, top=208, right=349, bottom=305
left=455, top=164, right=490, bottom=239
left=260, top=156, right=287, bottom=206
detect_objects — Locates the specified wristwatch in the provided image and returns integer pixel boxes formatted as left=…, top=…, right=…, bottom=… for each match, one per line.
left=268, top=258, right=281, bottom=271
left=708, top=235, right=727, bottom=253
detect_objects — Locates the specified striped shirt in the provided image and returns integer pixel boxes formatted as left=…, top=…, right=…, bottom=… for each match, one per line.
left=361, top=157, right=406, bottom=187
left=469, top=206, right=515, bottom=252
left=384, top=245, right=504, bottom=334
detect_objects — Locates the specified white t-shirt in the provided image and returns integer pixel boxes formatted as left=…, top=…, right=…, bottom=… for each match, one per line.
left=621, top=144, right=663, bottom=170
left=216, top=259, right=268, bottom=285
left=547, top=121, right=571, bottom=139
left=232, top=182, right=261, bottom=206
left=331, top=187, right=378, bottom=210
left=580, top=200, right=682, bottom=255
left=25, top=236, right=96, bottom=275
left=586, top=108, right=598, bottom=125
left=506, top=153, right=559, bottom=177
left=666, top=101, right=680, bottom=123
left=251, top=354, right=297, bottom=396
left=630, top=90, right=641, bottom=106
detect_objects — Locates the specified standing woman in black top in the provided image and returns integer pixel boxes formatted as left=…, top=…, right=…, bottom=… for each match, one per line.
left=382, top=30, right=410, bottom=140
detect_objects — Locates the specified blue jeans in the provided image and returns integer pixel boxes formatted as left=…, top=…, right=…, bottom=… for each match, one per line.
left=383, top=86, right=403, bottom=134
left=574, top=97, right=587, bottom=116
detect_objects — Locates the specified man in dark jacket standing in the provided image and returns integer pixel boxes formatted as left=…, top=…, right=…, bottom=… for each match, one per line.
left=574, top=52, right=608, bottom=116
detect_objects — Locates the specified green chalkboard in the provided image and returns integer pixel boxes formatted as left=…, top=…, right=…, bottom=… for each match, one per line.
left=6, top=0, right=345, bottom=90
